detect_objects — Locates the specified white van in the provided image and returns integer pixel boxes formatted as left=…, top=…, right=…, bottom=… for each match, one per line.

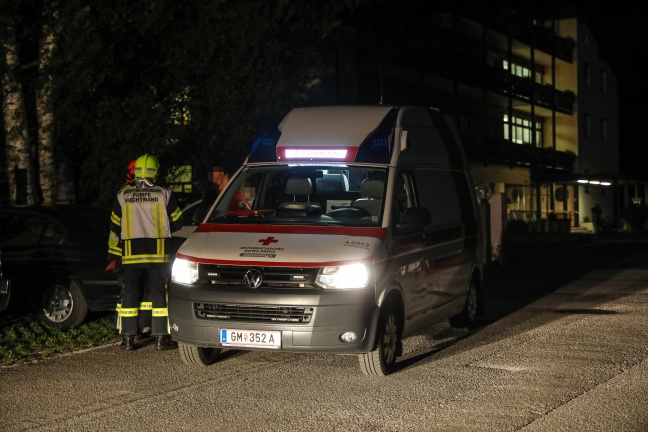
left=169, top=105, right=485, bottom=376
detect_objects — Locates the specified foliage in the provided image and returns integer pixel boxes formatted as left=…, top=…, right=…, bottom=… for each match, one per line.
left=0, top=313, right=119, bottom=367
left=1, top=0, right=368, bottom=208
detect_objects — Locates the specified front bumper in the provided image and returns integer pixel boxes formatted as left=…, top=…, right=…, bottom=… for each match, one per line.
left=168, top=281, right=381, bottom=354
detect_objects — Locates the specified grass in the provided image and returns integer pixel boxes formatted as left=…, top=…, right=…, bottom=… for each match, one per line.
left=0, top=313, right=120, bottom=367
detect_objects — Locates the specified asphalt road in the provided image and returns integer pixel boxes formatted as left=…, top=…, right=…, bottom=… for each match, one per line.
left=1, top=235, right=647, bottom=431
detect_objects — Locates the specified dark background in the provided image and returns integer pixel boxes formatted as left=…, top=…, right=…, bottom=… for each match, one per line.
left=586, top=8, right=647, bottom=177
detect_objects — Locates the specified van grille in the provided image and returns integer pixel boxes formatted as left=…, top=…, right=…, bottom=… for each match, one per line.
left=200, top=264, right=320, bottom=289
left=194, top=303, right=313, bottom=323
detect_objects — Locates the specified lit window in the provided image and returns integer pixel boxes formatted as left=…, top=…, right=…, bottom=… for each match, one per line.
left=503, top=114, right=543, bottom=145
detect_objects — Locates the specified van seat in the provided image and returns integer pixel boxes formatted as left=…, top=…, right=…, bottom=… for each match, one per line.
left=353, top=179, right=383, bottom=217
left=278, top=178, right=323, bottom=217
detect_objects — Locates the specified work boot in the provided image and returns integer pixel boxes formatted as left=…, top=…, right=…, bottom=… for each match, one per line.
left=155, top=335, right=178, bottom=351
left=135, top=327, right=152, bottom=340
left=122, top=336, right=135, bottom=351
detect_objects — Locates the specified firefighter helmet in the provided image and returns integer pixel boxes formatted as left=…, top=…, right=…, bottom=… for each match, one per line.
left=133, top=154, right=159, bottom=179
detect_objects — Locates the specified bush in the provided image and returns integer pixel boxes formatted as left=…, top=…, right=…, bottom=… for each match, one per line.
left=0, top=313, right=118, bottom=367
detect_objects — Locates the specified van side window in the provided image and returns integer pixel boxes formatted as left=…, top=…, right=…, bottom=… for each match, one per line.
left=394, top=171, right=416, bottom=220
left=413, top=169, right=462, bottom=228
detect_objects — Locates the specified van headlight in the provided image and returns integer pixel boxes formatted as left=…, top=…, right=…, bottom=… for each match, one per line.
left=316, top=263, right=369, bottom=289
left=171, top=258, right=199, bottom=284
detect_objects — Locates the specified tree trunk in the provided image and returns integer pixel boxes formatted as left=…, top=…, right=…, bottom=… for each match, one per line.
left=37, top=7, right=58, bottom=205
left=1, top=22, right=35, bottom=205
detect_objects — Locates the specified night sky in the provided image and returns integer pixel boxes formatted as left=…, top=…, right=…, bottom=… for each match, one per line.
left=584, top=6, right=648, bottom=177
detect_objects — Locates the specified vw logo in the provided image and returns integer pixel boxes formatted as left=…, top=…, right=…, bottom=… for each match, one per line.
left=244, top=268, right=263, bottom=289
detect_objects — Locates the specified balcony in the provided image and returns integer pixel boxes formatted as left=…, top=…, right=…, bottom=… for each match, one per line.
left=507, top=76, right=575, bottom=115
left=506, top=23, right=575, bottom=62
left=464, top=138, right=576, bottom=171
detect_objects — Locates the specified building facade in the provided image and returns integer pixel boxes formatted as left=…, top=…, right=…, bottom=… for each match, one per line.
left=337, top=4, right=646, bottom=233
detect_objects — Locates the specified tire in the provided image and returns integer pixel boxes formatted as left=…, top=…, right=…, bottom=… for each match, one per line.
left=449, top=278, right=479, bottom=328
left=38, top=280, right=88, bottom=329
left=179, top=342, right=221, bottom=366
left=358, top=306, right=401, bottom=376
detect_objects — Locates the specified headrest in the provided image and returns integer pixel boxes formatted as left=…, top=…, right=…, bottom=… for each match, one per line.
left=361, top=179, right=383, bottom=199
left=317, top=173, right=349, bottom=192
left=285, top=178, right=313, bottom=196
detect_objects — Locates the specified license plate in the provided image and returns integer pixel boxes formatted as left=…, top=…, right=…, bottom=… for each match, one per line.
left=220, top=328, right=281, bottom=349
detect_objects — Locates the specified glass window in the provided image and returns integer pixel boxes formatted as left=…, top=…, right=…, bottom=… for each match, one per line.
left=207, top=165, right=388, bottom=227
left=503, top=114, right=543, bottom=145
left=0, top=215, right=48, bottom=246
left=503, top=60, right=543, bottom=83
left=413, top=168, right=462, bottom=228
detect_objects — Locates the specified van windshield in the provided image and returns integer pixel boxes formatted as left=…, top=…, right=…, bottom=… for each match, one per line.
left=206, top=165, right=388, bottom=227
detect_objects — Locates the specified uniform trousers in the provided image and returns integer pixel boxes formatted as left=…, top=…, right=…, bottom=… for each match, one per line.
left=120, top=266, right=169, bottom=336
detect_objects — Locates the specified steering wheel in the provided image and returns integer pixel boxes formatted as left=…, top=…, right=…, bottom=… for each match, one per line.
left=327, top=206, right=372, bottom=218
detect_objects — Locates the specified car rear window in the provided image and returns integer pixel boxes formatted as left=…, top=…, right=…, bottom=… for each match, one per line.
left=58, top=207, right=111, bottom=239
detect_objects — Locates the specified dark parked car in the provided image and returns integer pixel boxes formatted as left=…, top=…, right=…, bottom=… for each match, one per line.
left=0, top=205, right=121, bottom=328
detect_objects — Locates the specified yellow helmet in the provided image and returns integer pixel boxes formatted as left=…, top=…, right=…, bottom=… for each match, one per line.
left=133, top=154, right=159, bottom=179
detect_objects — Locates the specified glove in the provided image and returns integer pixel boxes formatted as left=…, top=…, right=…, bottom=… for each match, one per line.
left=105, top=258, right=122, bottom=273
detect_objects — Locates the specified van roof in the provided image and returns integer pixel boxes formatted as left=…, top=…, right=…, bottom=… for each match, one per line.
left=246, top=105, right=467, bottom=168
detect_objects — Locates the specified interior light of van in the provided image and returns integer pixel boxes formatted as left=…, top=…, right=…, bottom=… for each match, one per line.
left=171, top=258, right=199, bottom=284
left=316, top=264, right=369, bottom=289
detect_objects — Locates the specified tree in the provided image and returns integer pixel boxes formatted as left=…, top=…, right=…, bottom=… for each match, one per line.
left=2, top=0, right=369, bottom=207
left=1, top=11, right=35, bottom=205
left=35, top=0, right=59, bottom=204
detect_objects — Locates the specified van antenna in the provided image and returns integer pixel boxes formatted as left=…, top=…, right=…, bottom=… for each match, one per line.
left=378, top=66, right=384, bottom=105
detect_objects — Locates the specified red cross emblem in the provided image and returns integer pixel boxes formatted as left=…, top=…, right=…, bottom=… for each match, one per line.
left=258, top=236, right=279, bottom=246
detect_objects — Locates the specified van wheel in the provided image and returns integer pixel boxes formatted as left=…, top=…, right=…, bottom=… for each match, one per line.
left=449, top=279, right=478, bottom=328
left=179, top=343, right=221, bottom=366
left=38, top=280, right=88, bottom=329
left=358, top=306, right=400, bottom=376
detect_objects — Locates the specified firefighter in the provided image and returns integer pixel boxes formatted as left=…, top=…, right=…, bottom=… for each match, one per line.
left=108, top=154, right=183, bottom=351
left=112, top=159, right=153, bottom=343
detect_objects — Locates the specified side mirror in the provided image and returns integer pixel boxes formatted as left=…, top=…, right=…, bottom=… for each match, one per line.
left=193, top=203, right=211, bottom=225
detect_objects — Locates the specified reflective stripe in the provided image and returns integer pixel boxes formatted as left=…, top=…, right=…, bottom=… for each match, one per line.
left=152, top=308, right=168, bottom=317
left=170, top=207, right=182, bottom=223
left=120, top=307, right=139, bottom=318
left=122, top=255, right=169, bottom=265
left=154, top=204, right=164, bottom=238
left=139, top=302, right=153, bottom=311
left=111, top=212, right=121, bottom=226
left=116, top=303, right=122, bottom=313
left=108, top=245, right=122, bottom=256
left=124, top=205, right=134, bottom=239
left=108, top=231, right=122, bottom=256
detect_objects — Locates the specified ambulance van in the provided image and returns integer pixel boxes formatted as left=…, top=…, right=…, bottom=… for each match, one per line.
left=168, top=105, right=485, bottom=376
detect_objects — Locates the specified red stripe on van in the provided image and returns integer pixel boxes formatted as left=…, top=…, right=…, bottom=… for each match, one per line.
left=174, top=254, right=372, bottom=268
left=194, top=223, right=387, bottom=239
